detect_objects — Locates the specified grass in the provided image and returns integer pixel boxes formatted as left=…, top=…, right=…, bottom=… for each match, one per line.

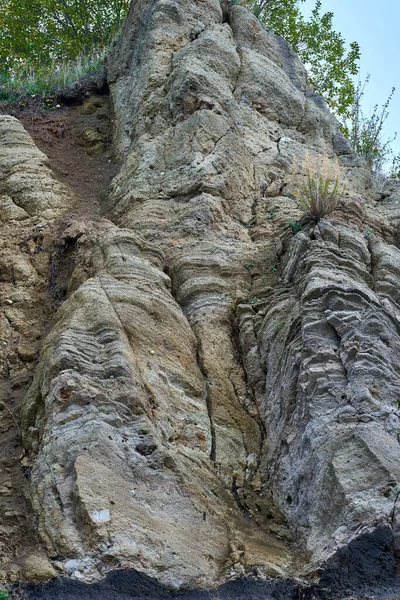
left=0, top=591, right=11, bottom=600
left=294, top=152, right=344, bottom=224
left=0, top=51, right=105, bottom=104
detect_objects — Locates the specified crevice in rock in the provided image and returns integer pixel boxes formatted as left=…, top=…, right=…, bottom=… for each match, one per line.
left=295, top=103, right=307, bottom=132
left=230, top=310, right=266, bottom=440
left=366, top=234, right=377, bottom=291
left=195, top=342, right=217, bottom=462
left=48, top=237, right=79, bottom=307
left=232, top=45, right=244, bottom=96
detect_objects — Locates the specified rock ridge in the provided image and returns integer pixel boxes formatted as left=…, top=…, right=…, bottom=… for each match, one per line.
left=0, top=0, right=400, bottom=597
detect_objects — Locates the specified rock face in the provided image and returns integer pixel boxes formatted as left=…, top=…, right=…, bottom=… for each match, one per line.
left=1, top=0, right=400, bottom=595
left=0, top=116, right=73, bottom=580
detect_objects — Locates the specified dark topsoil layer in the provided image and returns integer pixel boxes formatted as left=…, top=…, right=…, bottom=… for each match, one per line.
left=11, top=527, right=400, bottom=600
left=0, top=70, right=108, bottom=114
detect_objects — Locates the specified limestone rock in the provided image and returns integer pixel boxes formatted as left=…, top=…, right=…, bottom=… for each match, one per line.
left=22, top=555, right=57, bottom=582
left=0, top=115, right=74, bottom=579
left=0, top=0, right=397, bottom=596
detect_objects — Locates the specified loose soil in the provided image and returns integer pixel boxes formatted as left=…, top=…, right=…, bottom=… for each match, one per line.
left=14, top=569, right=400, bottom=600
left=3, top=93, right=120, bottom=222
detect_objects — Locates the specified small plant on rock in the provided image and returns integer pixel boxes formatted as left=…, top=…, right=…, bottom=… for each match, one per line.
left=364, top=226, right=374, bottom=239
left=288, top=220, right=302, bottom=233
left=294, top=153, right=344, bottom=224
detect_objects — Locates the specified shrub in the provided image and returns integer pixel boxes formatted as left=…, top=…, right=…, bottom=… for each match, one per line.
left=0, top=0, right=129, bottom=74
left=288, top=220, right=302, bottom=233
left=294, top=153, right=344, bottom=223
left=0, top=52, right=105, bottom=103
left=343, top=76, right=400, bottom=190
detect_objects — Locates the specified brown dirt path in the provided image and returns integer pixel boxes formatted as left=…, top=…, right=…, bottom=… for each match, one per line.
left=13, top=95, right=120, bottom=222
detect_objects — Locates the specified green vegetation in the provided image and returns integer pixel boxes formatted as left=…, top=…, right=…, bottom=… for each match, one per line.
left=288, top=220, right=302, bottom=233
left=295, top=153, right=343, bottom=223
left=344, top=77, right=400, bottom=188
left=0, top=591, right=11, bottom=600
left=364, top=226, right=375, bottom=239
left=246, top=0, right=360, bottom=121
left=0, top=0, right=129, bottom=72
left=0, top=52, right=104, bottom=103
left=0, top=0, right=129, bottom=101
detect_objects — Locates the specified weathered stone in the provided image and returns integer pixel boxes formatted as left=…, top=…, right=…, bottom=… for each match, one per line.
left=0, top=0, right=398, bottom=596
left=22, top=555, right=57, bottom=582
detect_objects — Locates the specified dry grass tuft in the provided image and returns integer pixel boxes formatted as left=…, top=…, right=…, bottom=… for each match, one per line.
left=294, top=152, right=344, bottom=224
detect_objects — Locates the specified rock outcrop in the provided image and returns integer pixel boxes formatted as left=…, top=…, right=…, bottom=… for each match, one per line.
left=1, top=0, right=400, bottom=597
left=0, top=116, right=73, bottom=581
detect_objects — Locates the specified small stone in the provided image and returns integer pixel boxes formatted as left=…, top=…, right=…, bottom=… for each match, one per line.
left=72, top=570, right=85, bottom=579
left=92, top=509, right=110, bottom=523
left=64, top=559, right=81, bottom=574
left=22, top=555, right=57, bottom=582
left=61, top=220, right=87, bottom=242
left=17, top=342, right=37, bottom=362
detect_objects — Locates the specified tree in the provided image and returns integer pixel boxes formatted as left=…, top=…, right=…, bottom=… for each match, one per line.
left=345, top=77, right=400, bottom=187
left=0, top=0, right=130, bottom=73
left=247, top=0, right=361, bottom=121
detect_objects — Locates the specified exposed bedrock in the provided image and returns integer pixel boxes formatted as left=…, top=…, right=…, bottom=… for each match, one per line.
left=238, top=219, right=400, bottom=570
left=0, top=115, right=74, bottom=580
left=7, top=0, right=400, bottom=593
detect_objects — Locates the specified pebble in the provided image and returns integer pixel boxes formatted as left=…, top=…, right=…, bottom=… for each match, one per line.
left=92, top=509, right=111, bottom=523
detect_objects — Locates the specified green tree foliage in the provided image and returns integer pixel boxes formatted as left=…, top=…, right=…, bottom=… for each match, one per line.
left=0, top=0, right=129, bottom=72
left=247, top=0, right=361, bottom=121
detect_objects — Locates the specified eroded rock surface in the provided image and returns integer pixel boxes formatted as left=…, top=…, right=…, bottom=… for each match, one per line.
left=0, top=115, right=73, bottom=580
left=1, top=0, right=400, bottom=596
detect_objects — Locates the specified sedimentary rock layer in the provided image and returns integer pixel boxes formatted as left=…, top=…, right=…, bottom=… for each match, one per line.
left=0, top=0, right=398, bottom=594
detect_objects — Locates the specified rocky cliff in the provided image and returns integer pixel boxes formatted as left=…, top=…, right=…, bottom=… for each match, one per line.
left=1, top=0, right=400, bottom=598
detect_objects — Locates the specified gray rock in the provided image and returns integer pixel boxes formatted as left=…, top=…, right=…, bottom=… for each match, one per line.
left=3, top=0, right=397, bottom=592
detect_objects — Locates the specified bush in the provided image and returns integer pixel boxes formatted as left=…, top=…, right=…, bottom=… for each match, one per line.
left=344, top=76, right=400, bottom=190
left=0, top=52, right=105, bottom=103
left=0, top=0, right=129, bottom=74
left=294, top=154, right=343, bottom=223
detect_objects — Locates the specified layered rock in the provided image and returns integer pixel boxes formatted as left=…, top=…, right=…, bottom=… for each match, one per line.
left=239, top=219, right=400, bottom=568
left=0, top=115, right=73, bottom=580
left=0, top=0, right=397, bottom=594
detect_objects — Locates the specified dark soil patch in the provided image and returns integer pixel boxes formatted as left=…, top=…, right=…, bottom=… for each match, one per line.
left=13, top=527, right=400, bottom=600
left=56, top=70, right=108, bottom=105
left=0, top=70, right=107, bottom=112
left=13, top=569, right=400, bottom=600
left=12, top=571, right=308, bottom=600
left=0, top=378, right=41, bottom=580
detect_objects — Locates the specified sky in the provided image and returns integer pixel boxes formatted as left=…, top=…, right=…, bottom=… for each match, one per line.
left=301, top=0, right=400, bottom=155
